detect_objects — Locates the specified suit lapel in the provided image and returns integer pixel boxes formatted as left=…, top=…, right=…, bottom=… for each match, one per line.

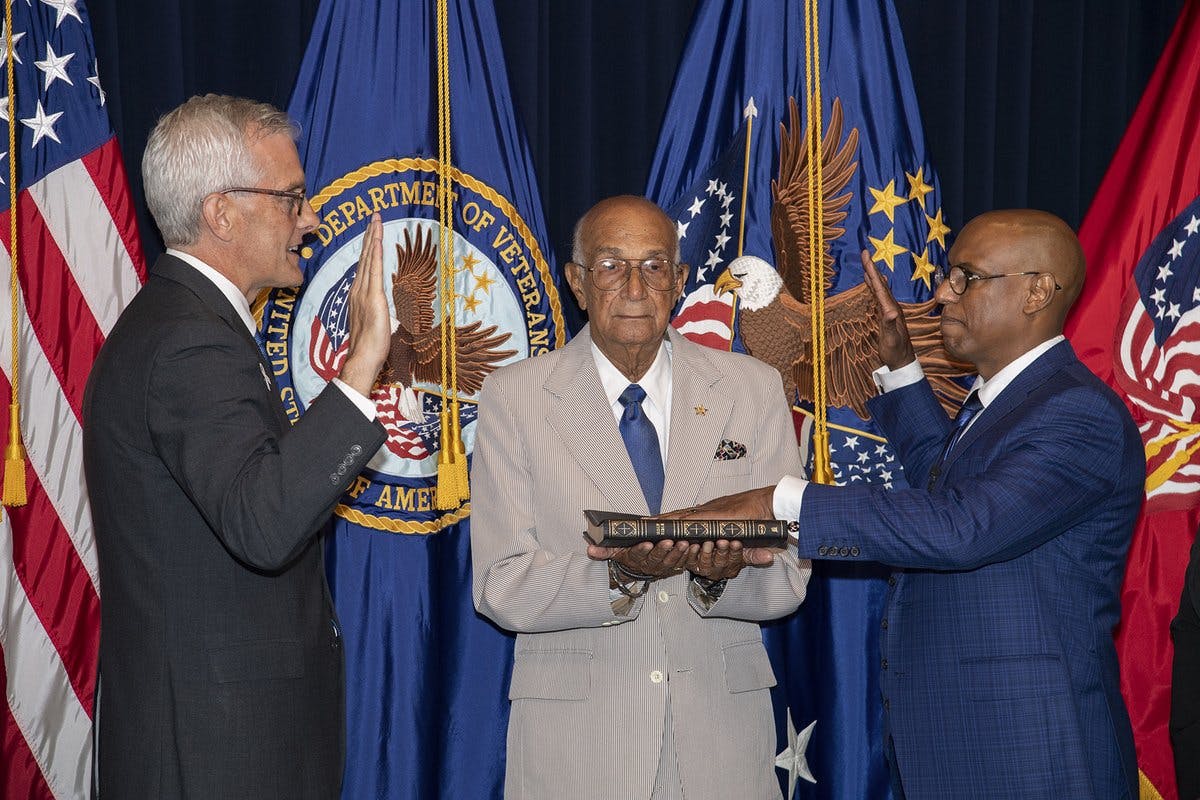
left=662, top=331, right=732, bottom=512
left=946, top=340, right=1075, bottom=466
left=545, top=329, right=649, bottom=514
left=154, top=254, right=290, bottom=426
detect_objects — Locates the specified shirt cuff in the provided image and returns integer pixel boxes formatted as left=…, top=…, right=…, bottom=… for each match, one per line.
left=332, top=378, right=377, bottom=420
left=772, top=473, right=807, bottom=521
left=872, top=359, right=924, bottom=394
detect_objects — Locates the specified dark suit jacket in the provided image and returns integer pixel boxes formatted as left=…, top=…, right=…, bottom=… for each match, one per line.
left=83, top=254, right=385, bottom=799
left=799, top=341, right=1143, bottom=799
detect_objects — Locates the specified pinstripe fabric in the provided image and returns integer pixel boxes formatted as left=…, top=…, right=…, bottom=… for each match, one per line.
left=799, top=341, right=1142, bottom=799
left=472, top=326, right=810, bottom=800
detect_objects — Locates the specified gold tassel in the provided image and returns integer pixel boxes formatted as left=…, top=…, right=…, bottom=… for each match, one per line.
left=3, top=402, right=27, bottom=506
left=435, top=409, right=459, bottom=509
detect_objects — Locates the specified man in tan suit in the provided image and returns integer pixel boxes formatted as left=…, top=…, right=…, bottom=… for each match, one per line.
left=471, top=196, right=810, bottom=800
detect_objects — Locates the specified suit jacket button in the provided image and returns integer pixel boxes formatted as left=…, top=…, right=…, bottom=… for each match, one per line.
left=887, top=575, right=897, bottom=587
left=880, top=618, right=888, bottom=630
left=850, top=546, right=860, bottom=556
left=818, top=545, right=828, bottom=556
left=839, top=547, right=850, bottom=557
left=881, top=658, right=888, bottom=671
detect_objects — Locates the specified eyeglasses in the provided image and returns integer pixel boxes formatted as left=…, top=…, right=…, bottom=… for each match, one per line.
left=219, top=186, right=308, bottom=217
left=935, top=264, right=1062, bottom=295
left=574, top=257, right=681, bottom=291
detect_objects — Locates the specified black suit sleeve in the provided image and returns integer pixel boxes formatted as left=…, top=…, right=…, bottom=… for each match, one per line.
left=146, top=317, right=386, bottom=571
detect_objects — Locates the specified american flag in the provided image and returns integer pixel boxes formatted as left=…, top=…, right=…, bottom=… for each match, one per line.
left=309, top=269, right=353, bottom=380
left=0, top=2, right=144, bottom=799
left=1116, top=197, right=1200, bottom=509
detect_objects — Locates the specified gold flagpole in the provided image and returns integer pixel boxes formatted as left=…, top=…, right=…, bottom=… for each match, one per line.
left=3, top=0, right=26, bottom=510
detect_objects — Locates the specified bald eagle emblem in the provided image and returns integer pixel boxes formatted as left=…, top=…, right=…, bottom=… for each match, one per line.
left=381, top=226, right=517, bottom=420
left=715, top=97, right=971, bottom=418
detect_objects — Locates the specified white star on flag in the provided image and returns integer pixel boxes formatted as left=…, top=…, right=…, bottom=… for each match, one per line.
left=688, top=196, right=705, bottom=217
left=0, top=20, right=25, bottom=65
left=1186, top=216, right=1200, bottom=236
left=1158, top=263, right=1173, bottom=281
left=676, top=219, right=690, bottom=239
left=35, top=42, right=75, bottom=90
left=705, top=249, right=721, bottom=268
left=0, top=94, right=9, bottom=122
left=843, top=435, right=859, bottom=449
left=21, top=99, right=63, bottom=146
left=706, top=179, right=719, bottom=193
left=1169, top=238, right=1186, bottom=259
left=714, top=232, right=730, bottom=249
left=719, top=211, right=733, bottom=227
left=40, top=0, right=82, bottom=28
left=775, top=710, right=816, bottom=797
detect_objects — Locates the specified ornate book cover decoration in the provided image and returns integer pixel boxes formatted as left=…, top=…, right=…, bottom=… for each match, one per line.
left=584, top=510, right=795, bottom=547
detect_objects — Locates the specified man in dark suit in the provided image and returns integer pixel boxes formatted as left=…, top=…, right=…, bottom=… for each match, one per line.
left=83, top=95, right=390, bottom=799
left=681, top=210, right=1144, bottom=798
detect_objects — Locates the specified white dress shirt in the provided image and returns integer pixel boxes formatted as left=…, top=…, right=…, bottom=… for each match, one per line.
left=590, top=338, right=672, bottom=465
left=772, top=335, right=1067, bottom=520
left=167, top=248, right=375, bottom=419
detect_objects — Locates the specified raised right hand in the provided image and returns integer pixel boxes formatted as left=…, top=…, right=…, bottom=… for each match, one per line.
left=860, top=249, right=916, bottom=370
left=339, top=213, right=391, bottom=396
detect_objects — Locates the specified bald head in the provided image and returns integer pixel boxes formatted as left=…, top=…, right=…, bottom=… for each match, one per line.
left=960, top=209, right=1085, bottom=316
left=572, top=195, right=681, bottom=265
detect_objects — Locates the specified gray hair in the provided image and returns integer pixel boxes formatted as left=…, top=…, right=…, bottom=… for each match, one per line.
left=142, top=94, right=298, bottom=247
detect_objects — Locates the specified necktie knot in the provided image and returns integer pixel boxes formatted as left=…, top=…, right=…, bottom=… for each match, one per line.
left=955, top=391, right=983, bottom=429
left=619, top=383, right=648, bottom=408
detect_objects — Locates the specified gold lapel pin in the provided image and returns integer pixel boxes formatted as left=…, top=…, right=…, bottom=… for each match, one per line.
left=694, top=406, right=707, bottom=416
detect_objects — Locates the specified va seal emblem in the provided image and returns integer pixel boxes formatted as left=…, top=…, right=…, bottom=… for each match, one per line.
left=260, top=158, right=564, bottom=533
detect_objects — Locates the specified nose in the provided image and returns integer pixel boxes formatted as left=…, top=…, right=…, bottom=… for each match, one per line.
left=623, top=264, right=648, bottom=298
left=934, top=279, right=957, bottom=305
left=297, top=197, right=319, bottom=233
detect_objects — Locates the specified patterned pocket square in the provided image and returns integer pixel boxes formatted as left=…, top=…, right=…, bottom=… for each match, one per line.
left=714, top=439, right=747, bottom=460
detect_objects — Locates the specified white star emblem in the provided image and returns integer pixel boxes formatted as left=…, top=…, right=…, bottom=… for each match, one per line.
left=1169, top=239, right=1186, bottom=260
left=875, top=444, right=888, bottom=456
left=676, top=219, right=690, bottom=239
left=35, top=43, right=75, bottom=90
left=0, top=95, right=9, bottom=123
left=21, top=100, right=63, bottom=146
left=719, top=211, right=733, bottom=227
left=721, top=193, right=735, bottom=209
left=1158, top=263, right=1173, bottom=282
left=87, top=59, right=106, bottom=105
left=713, top=232, right=730, bottom=250
left=1152, top=287, right=1166, bottom=304
left=706, top=179, right=719, bottom=194
left=705, top=249, right=721, bottom=268
left=40, top=0, right=82, bottom=28
left=718, top=181, right=728, bottom=196
left=1192, top=287, right=1200, bottom=303
left=880, top=469, right=893, bottom=481
left=1168, top=302, right=1182, bottom=320
left=843, top=435, right=859, bottom=450
left=688, top=196, right=705, bottom=217
left=1186, top=216, right=1200, bottom=236
left=1155, top=303, right=1166, bottom=319
left=857, top=451, right=870, bottom=463
left=0, top=21, right=25, bottom=65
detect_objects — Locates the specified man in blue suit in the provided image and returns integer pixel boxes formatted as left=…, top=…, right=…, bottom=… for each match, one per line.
left=681, top=210, right=1143, bottom=798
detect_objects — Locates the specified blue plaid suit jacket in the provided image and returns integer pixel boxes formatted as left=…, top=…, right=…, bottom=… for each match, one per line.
left=800, top=341, right=1142, bottom=799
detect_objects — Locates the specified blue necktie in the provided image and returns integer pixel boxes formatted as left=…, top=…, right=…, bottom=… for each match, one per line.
left=618, top=384, right=664, bottom=514
left=927, top=390, right=982, bottom=490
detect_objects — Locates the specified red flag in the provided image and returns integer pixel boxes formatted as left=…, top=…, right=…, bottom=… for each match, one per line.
left=0, top=2, right=145, bottom=798
left=1065, top=2, right=1200, bottom=797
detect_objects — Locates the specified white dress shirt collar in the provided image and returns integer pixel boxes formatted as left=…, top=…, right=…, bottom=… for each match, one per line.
left=167, top=248, right=257, bottom=336
left=590, top=335, right=673, bottom=460
left=971, top=334, right=1065, bottom=408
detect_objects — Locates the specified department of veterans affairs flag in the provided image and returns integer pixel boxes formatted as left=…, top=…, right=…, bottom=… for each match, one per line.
left=1065, top=3, right=1200, bottom=795
left=259, top=1, right=564, bottom=797
left=0, top=1, right=145, bottom=798
left=647, top=1, right=961, bottom=797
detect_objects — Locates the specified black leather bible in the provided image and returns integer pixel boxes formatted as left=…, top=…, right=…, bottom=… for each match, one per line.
left=584, top=509, right=794, bottom=547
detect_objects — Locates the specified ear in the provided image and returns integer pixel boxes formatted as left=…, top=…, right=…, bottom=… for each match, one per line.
left=675, top=263, right=690, bottom=301
left=565, top=261, right=588, bottom=310
left=199, top=192, right=237, bottom=243
left=1023, top=272, right=1057, bottom=315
